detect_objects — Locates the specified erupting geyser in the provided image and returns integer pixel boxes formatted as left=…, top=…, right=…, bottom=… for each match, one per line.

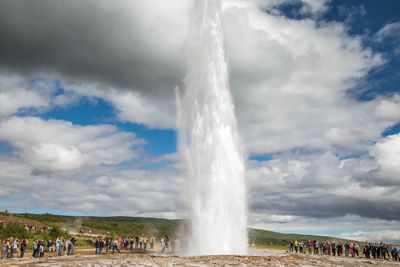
left=177, top=0, right=248, bottom=255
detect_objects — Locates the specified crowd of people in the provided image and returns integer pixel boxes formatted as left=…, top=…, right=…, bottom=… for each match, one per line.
left=1, top=236, right=76, bottom=259
left=93, top=234, right=177, bottom=254
left=1, top=233, right=178, bottom=260
left=288, top=240, right=400, bottom=261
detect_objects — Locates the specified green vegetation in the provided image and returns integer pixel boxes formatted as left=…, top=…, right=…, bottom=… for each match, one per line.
left=0, top=221, right=30, bottom=239
left=81, top=216, right=188, bottom=238
left=248, top=228, right=358, bottom=250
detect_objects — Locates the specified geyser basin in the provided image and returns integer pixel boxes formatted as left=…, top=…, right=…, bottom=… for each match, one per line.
left=178, top=0, right=248, bottom=256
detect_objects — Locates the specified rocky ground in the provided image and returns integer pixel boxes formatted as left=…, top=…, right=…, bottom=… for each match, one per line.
left=0, top=249, right=399, bottom=266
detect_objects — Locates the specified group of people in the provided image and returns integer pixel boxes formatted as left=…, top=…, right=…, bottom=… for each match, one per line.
left=94, top=234, right=156, bottom=255
left=1, top=238, right=27, bottom=259
left=289, top=240, right=400, bottom=261
left=49, top=236, right=77, bottom=256
left=363, top=242, right=400, bottom=261
left=24, top=223, right=50, bottom=233
left=94, top=234, right=176, bottom=254
left=0, top=236, right=77, bottom=260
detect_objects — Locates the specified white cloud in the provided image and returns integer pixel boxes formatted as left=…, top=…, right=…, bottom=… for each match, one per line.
left=0, top=155, right=183, bottom=217
left=0, top=74, right=50, bottom=117
left=107, top=89, right=175, bottom=129
left=338, top=230, right=400, bottom=243
left=370, top=133, right=400, bottom=178
left=374, top=22, right=400, bottom=42
left=0, top=116, right=144, bottom=173
left=221, top=2, right=387, bottom=155
left=373, top=95, right=400, bottom=121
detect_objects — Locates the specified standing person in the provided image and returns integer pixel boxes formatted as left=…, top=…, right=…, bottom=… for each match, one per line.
left=371, top=243, right=376, bottom=259
left=354, top=243, right=359, bottom=257
left=151, top=236, right=155, bottom=249
left=289, top=240, right=294, bottom=253
left=143, top=237, right=148, bottom=250
left=377, top=242, right=381, bottom=259
left=99, top=239, right=104, bottom=254
left=55, top=237, right=60, bottom=256
left=105, top=238, right=111, bottom=253
left=59, top=238, right=64, bottom=256
left=1, top=241, right=7, bottom=259
left=64, top=239, right=69, bottom=256
left=384, top=242, right=390, bottom=260
left=20, top=239, right=27, bottom=258
left=39, top=240, right=45, bottom=258
left=32, top=240, right=38, bottom=258
left=139, top=236, right=143, bottom=249
left=314, top=240, right=319, bottom=254
left=67, top=239, right=72, bottom=255
left=70, top=237, right=76, bottom=255
left=331, top=241, right=336, bottom=256
left=165, top=235, right=169, bottom=249
left=12, top=238, right=18, bottom=257
left=307, top=240, right=313, bottom=254
left=344, top=243, right=349, bottom=257
left=363, top=242, right=370, bottom=258
left=350, top=243, right=355, bottom=257
left=299, top=241, right=303, bottom=253
left=95, top=239, right=99, bottom=255
left=161, top=238, right=165, bottom=253
left=337, top=242, right=343, bottom=256
left=294, top=240, right=298, bottom=253
left=124, top=236, right=129, bottom=250
left=7, top=239, right=12, bottom=258
left=8, top=238, right=13, bottom=258
left=130, top=236, right=134, bottom=250
left=135, top=234, right=139, bottom=249
left=393, top=244, right=399, bottom=261
left=118, top=236, right=122, bottom=250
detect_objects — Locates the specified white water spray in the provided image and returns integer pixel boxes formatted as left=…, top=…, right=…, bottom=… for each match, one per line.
left=178, top=0, right=248, bottom=255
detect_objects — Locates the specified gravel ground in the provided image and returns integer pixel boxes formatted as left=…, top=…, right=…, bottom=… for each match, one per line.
left=0, top=249, right=399, bottom=266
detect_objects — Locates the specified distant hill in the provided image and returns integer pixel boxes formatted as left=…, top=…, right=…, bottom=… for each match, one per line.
left=248, top=228, right=358, bottom=249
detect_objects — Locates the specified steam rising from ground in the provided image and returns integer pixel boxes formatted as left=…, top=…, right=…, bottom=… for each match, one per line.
left=178, top=0, right=248, bottom=256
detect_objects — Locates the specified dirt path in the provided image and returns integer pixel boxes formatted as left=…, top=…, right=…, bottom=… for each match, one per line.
left=0, top=249, right=399, bottom=266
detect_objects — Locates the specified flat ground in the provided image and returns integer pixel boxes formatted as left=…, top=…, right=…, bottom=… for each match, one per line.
left=0, top=248, right=399, bottom=266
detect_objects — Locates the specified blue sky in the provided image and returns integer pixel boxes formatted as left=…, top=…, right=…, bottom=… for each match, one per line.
left=0, top=0, right=399, bottom=242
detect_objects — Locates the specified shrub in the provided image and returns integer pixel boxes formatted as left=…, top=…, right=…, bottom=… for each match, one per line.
left=0, top=222, right=30, bottom=239
left=47, top=225, right=70, bottom=240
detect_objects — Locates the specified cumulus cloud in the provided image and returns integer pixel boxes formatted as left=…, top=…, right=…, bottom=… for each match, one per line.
left=338, top=230, right=400, bottom=243
left=373, top=95, right=400, bottom=121
left=0, top=116, right=144, bottom=173
left=0, top=156, right=183, bottom=217
left=0, top=74, right=50, bottom=117
left=370, top=133, right=400, bottom=180
left=246, top=146, right=400, bottom=221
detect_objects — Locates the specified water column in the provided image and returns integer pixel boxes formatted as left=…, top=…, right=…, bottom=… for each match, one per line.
left=178, top=0, right=248, bottom=255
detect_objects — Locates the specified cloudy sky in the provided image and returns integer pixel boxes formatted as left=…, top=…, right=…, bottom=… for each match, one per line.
left=0, top=0, right=399, bottom=242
